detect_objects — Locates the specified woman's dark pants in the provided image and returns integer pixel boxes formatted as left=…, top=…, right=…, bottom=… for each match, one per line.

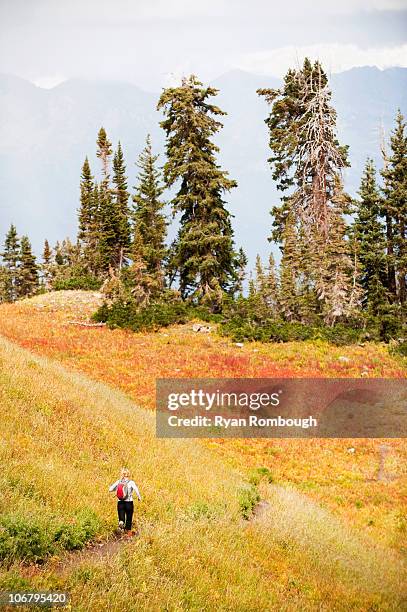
left=117, top=500, right=134, bottom=530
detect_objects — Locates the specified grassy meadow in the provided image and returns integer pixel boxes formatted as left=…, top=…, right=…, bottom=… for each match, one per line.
left=0, top=291, right=406, bottom=610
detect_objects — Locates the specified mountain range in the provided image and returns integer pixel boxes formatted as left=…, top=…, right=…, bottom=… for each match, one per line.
left=0, top=67, right=406, bottom=267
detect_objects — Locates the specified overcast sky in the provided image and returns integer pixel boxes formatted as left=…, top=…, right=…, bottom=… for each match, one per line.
left=1, top=0, right=406, bottom=90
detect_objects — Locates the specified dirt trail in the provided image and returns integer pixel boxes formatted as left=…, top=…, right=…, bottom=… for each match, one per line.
left=250, top=499, right=271, bottom=521
left=53, top=534, right=130, bottom=577
left=21, top=496, right=269, bottom=579
left=19, top=532, right=139, bottom=580
left=62, top=496, right=268, bottom=572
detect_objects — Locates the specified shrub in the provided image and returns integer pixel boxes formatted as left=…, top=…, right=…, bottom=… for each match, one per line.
left=316, top=324, right=365, bottom=346
left=0, top=514, right=54, bottom=564
left=94, top=300, right=189, bottom=331
left=378, top=311, right=403, bottom=342
left=53, top=274, right=101, bottom=291
left=395, top=340, right=407, bottom=357
left=0, top=508, right=101, bottom=564
left=237, top=484, right=260, bottom=520
left=219, top=317, right=365, bottom=346
left=389, top=338, right=407, bottom=358
left=93, top=292, right=399, bottom=348
left=93, top=300, right=217, bottom=332
left=185, top=502, right=217, bottom=521
left=0, top=570, right=31, bottom=590
left=248, top=467, right=273, bottom=486
left=53, top=509, right=100, bottom=551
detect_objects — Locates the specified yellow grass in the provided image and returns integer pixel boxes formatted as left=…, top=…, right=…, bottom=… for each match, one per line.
left=0, top=333, right=406, bottom=610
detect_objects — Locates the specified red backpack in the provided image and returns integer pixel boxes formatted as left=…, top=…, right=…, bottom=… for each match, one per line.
left=116, top=480, right=129, bottom=501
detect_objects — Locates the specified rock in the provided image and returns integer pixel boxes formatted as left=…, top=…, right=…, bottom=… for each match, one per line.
left=338, top=356, right=350, bottom=363
left=192, top=323, right=211, bottom=333
left=347, top=447, right=355, bottom=453
left=235, top=342, right=244, bottom=348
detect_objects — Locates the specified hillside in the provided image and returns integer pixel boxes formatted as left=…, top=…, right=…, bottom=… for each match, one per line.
left=0, top=329, right=406, bottom=610
left=0, top=292, right=406, bottom=553
left=1, top=67, right=406, bottom=267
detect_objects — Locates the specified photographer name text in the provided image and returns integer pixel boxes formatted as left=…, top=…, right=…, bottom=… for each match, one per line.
left=167, top=415, right=318, bottom=429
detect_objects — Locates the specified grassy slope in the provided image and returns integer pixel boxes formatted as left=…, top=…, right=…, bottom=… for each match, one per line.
left=0, top=291, right=406, bottom=552
left=0, top=333, right=406, bottom=610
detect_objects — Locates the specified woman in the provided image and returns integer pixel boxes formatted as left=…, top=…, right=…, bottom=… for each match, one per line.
left=109, top=468, right=142, bottom=535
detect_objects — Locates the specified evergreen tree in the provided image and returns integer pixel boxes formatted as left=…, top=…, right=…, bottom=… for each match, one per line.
left=294, top=224, right=320, bottom=322
left=94, top=130, right=129, bottom=273
left=233, top=247, right=248, bottom=297
left=250, top=253, right=279, bottom=317
left=17, top=236, right=39, bottom=298
left=98, top=183, right=119, bottom=273
left=352, top=159, right=388, bottom=315
left=259, top=60, right=355, bottom=324
left=41, top=239, right=53, bottom=290
left=249, top=255, right=265, bottom=295
left=157, top=75, right=238, bottom=310
left=0, top=266, right=11, bottom=303
left=278, top=215, right=300, bottom=321
left=318, top=180, right=362, bottom=325
left=43, top=239, right=52, bottom=266
left=131, top=135, right=167, bottom=300
left=54, top=241, right=64, bottom=266
left=78, top=157, right=94, bottom=243
left=381, top=110, right=407, bottom=305
left=96, top=127, right=113, bottom=186
left=60, top=238, right=80, bottom=267
left=265, top=254, right=279, bottom=312
left=258, top=59, right=348, bottom=233
left=1, top=224, right=20, bottom=301
left=78, top=157, right=101, bottom=275
left=112, top=142, right=131, bottom=267
left=96, top=127, right=116, bottom=273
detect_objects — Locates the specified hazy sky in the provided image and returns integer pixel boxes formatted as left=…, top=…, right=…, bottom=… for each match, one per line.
left=1, top=0, right=406, bottom=89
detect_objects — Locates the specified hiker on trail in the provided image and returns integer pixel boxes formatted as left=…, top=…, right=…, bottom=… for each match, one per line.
left=109, top=468, right=142, bottom=535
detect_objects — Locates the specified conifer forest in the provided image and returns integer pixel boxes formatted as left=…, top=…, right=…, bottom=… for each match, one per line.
left=1, top=61, right=406, bottom=350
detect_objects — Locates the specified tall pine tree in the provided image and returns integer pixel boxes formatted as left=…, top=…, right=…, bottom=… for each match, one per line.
left=259, top=60, right=357, bottom=324
left=131, top=135, right=167, bottom=300
left=95, top=127, right=121, bottom=273
left=0, top=266, right=10, bottom=304
left=78, top=157, right=101, bottom=275
left=250, top=254, right=279, bottom=317
left=96, top=127, right=112, bottom=186
left=41, top=239, right=53, bottom=290
left=17, top=236, right=39, bottom=298
left=78, top=157, right=94, bottom=243
left=157, top=75, right=238, bottom=310
left=98, top=183, right=118, bottom=273
left=352, top=159, right=388, bottom=316
left=112, top=141, right=131, bottom=268
left=1, top=224, right=20, bottom=301
left=317, top=180, right=362, bottom=325
left=233, top=247, right=248, bottom=297
left=381, top=110, right=407, bottom=306
left=278, top=214, right=300, bottom=321
left=258, top=58, right=348, bottom=233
